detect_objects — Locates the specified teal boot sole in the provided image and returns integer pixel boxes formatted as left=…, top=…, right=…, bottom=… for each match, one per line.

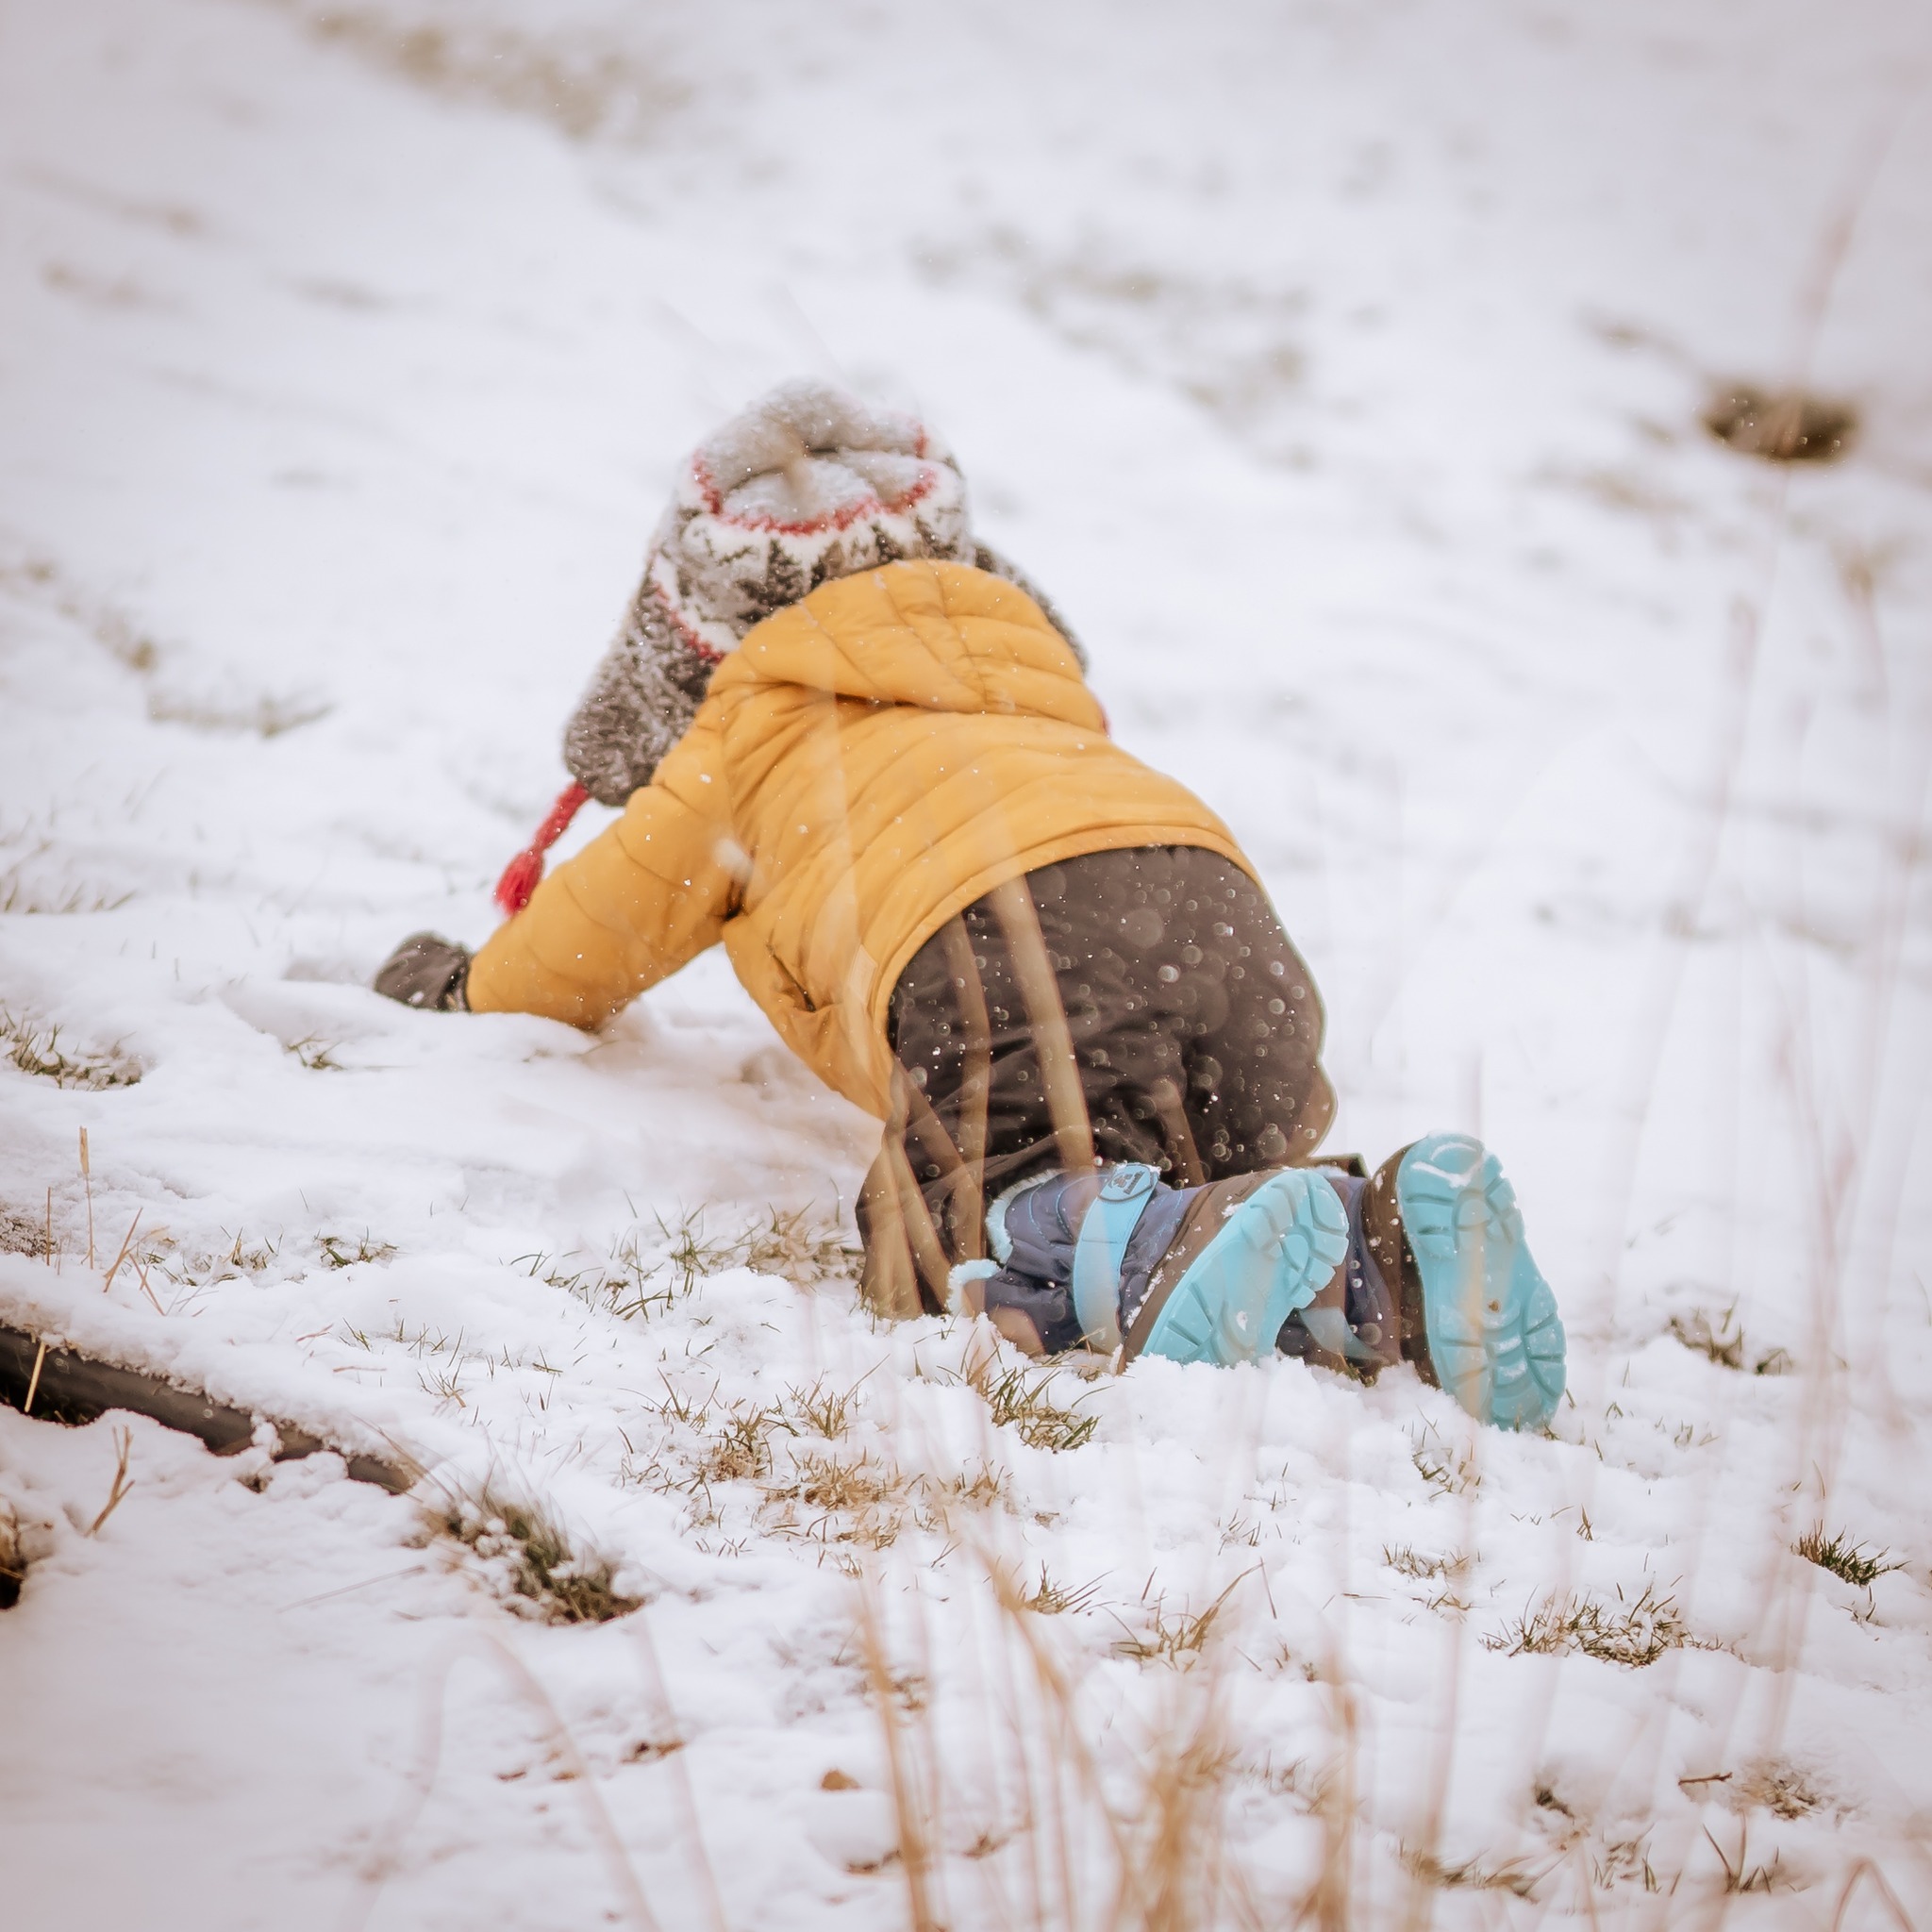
left=1395, top=1134, right=1565, bottom=1429
left=1141, top=1169, right=1350, bottom=1367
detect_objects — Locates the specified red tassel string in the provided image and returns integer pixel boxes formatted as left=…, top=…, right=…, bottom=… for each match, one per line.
left=494, top=782, right=591, bottom=917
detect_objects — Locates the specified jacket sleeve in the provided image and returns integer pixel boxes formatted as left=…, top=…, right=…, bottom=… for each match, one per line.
left=466, top=714, right=739, bottom=1029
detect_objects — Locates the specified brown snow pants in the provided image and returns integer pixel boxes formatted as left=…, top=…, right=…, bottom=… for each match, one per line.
left=858, top=845, right=1335, bottom=1316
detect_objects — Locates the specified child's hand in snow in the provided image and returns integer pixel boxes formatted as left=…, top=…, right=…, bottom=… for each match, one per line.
left=374, top=932, right=472, bottom=1011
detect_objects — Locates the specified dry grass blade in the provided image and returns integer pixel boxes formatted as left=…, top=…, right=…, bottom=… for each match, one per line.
left=1794, top=1525, right=1903, bottom=1590
left=85, top=1425, right=136, bottom=1536
left=641, top=1375, right=712, bottom=1431
left=1587, top=1828, right=1661, bottom=1893
left=1124, top=1696, right=1241, bottom=1930
left=698, top=1401, right=786, bottom=1485
left=1671, top=1307, right=1746, bottom=1368
left=543, top=1204, right=858, bottom=1325
left=318, top=1231, right=396, bottom=1270
left=936, top=916, right=991, bottom=1255
left=929, top=1462, right=1009, bottom=1513
left=765, top=1451, right=903, bottom=1515
left=651, top=1208, right=739, bottom=1296
left=1705, top=1823, right=1792, bottom=1894
left=23, top=1340, right=47, bottom=1415
left=976, top=1541, right=1255, bottom=1929
left=0, top=855, right=135, bottom=916
left=1383, top=1544, right=1471, bottom=1582
left=1830, top=1859, right=1917, bottom=1932
left=1670, top=1307, right=1791, bottom=1375
left=1411, top=1424, right=1480, bottom=1494
left=760, top=1448, right=911, bottom=1564
left=856, top=1577, right=943, bottom=1932
left=856, top=1148, right=925, bottom=1323
left=0, top=1009, right=141, bottom=1090
left=971, top=1547, right=1140, bottom=1920
left=880, top=1107, right=956, bottom=1312
left=1734, top=1758, right=1826, bottom=1820
left=130, top=1255, right=166, bottom=1315
left=158, top=1229, right=278, bottom=1291
left=784, top=1374, right=870, bottom=1439
left=1401, top=1844, right=1542, bottom=1897
left=974, top=1364, right=1099, bottom=1453
left=1485, top=1583, right=1700, bottom=1669
left=1021, top=1568, right=1103, bottom=1616
left=986, top=874, right=1095, bottom=1174
left=1112, top=1574, right=1246, bottom=1669
left=734, top=1205, right=863, bottom=1287
left=425, top=1476, right=638, bottom=1624
left=100, top=1209, right=143, bottom=1293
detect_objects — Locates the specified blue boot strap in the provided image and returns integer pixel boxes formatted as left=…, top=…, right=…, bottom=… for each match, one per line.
left=1071, top=1163, right=1159, bottom=1352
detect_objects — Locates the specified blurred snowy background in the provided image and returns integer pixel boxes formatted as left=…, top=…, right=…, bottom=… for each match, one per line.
left=1, top=1, right=1929, bottom=1926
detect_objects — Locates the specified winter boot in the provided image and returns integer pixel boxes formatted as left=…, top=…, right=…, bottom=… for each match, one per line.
left=952, top=1161, right=1350, bottom=1368
left=1362, top=1133, right=1565, bottom=1430
left=1276, top=1163, right=1405, bottom=1377
left=1118, top=1168, right=1350, bottom=1368
left=951, top=1163, right=1191, bottom=1357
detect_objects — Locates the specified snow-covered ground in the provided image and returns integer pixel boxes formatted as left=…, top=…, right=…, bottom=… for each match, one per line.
left=3, top=0, right=1930, bottom=1924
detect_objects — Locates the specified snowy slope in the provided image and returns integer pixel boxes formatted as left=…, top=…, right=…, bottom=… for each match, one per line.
left=2, top=0, right=1930, bottom=1925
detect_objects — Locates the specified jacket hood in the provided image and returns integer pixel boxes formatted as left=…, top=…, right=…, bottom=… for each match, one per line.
left=713, top=559, right=1105, bottom=731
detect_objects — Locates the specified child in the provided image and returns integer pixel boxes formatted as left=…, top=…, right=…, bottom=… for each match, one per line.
left=376, top=383, right=1565, bottom=1431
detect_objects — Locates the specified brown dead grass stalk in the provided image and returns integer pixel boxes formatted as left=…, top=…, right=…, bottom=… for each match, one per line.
left=857, top=1541, right=1261, bottom=1932
left=85, top=1424, right=135, bottom=1536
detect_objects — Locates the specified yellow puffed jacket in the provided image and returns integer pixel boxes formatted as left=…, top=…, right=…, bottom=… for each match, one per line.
left=467, top=560, right=1250, bottom=1117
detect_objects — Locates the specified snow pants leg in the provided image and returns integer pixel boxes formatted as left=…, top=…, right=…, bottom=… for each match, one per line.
left=857, top=844, right=1335, bottom=1315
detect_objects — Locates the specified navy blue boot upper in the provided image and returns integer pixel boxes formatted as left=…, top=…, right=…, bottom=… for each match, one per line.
left=973, top=1168, right=1196, bottom=1354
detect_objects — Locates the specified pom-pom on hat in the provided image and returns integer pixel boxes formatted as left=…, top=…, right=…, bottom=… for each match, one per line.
left=646, top=378, right=973, bottom=662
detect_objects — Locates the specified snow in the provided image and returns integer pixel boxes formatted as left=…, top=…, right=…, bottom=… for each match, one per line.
left=2, top=0, right=1929, bottom=1924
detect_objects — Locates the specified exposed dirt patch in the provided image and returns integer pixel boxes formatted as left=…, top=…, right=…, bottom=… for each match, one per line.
left=1704, top=384, right=1857, bottom=463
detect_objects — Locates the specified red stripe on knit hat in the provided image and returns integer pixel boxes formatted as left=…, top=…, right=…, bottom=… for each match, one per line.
left=494, top=781, right=590, bottom=918
left=688, top=452, right=940, bottom=535
left=662, top=601, right=726, bottom=665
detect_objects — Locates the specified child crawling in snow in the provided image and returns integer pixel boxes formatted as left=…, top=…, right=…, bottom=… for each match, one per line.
left=375, top=383, right=1566, bottom=1431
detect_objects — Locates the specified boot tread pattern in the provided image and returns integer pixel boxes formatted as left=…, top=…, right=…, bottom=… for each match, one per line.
left=1142, top=1170, right=1350, bottom=1368
left=1397, top=1133, right=1564, bottom=1429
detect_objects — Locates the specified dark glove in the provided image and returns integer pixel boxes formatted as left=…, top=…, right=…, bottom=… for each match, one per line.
left=374, top=932, right=472, bottom=1011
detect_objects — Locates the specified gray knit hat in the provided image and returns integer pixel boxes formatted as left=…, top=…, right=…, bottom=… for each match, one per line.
left=562, top=380, right=969, bottom=808
left=495, top=382, right=1080, bottom=915
left=560, top=379, right=1081, bottom=808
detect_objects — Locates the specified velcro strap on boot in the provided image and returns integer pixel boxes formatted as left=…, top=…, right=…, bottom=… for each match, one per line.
left=1071, top=1164, right=1159, bottom=1353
